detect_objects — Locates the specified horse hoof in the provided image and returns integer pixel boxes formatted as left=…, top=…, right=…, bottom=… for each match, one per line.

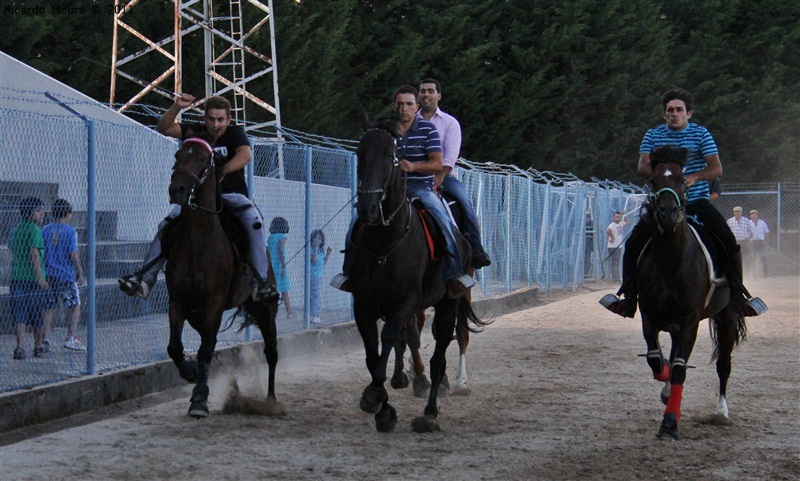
left=656, top=413, right=679, bottom=440
left=452, top=385, right=471, bottom=397
left=188, top=401, right=209, bottom=418
left=411, top=415, right=441, bottom=433
left=412, top=376, right=430, bottom=398
left=375, top=404, right=397, bottom=433
left=359, top=385, right=386, bottom=415
left=391, top=372, right=410, bottom=390
left=437, top=383, right=450, bottom=398
left=181, top=361, right=199, bottom=384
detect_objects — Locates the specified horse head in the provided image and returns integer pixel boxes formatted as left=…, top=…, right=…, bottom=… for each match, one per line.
left=648, top=145, right=688, bottom=232
left=356, top=114, right=404, bottom=225
left=169, top=133, right=219, bottom=207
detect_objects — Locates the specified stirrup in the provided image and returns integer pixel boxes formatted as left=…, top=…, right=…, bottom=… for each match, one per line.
left=447, top=275, right=475, bottom=299
left=252, top=282, right=280, bottom=303
left=118, top=275, right=151, bottom=300
left=741, top=297, right=768, bottom=317
left=330, top=273, right=351, bottom=292
left=599, top=294, right=637, bottom=318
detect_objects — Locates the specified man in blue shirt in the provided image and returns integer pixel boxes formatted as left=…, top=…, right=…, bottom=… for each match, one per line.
left=601, top=88, right=765, bottom=319
left=331, top=86, right=474, bottom=298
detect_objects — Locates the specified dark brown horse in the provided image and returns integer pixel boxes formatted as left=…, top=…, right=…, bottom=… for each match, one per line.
left=165, top=133, right=280, bottom=418
left=348, top=115, right=484, bottom=432
left=638, top=145, right=746, bottom=439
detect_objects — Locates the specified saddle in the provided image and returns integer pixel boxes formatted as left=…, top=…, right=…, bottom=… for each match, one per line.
left=350, top=199, right=442, bottom=265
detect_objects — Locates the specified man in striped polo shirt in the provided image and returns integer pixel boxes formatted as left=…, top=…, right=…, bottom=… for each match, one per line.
left=601, top=88, right=766, bottom=319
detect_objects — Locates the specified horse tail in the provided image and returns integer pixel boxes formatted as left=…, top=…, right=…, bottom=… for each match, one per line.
left=458, top=298, right=493, bottom=334
left=708, top=307, right=748, bottom=361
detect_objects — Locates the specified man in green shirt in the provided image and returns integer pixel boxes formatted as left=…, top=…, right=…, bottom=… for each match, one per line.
left=9, top=197, right=50, bottom=359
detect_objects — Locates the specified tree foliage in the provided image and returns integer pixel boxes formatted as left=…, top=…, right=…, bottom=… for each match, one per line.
left=2, top=0, right=797, bottom=183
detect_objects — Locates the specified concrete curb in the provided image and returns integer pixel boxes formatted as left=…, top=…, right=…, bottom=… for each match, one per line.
left=0, top=286, right=537, bottom=433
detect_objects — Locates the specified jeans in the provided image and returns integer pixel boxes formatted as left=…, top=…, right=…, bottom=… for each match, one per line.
left=407, top=181, right=463, bottom=281
left=310, top=276, right=323, bottom=317
left=138, top=193, right=269, bottom=284
left=441, top=174, right=483, bottom=250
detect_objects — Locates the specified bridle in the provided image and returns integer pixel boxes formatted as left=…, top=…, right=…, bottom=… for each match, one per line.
left=357, top=129, right=406, bottom=226
left=172, top=137, right=222, bottom=214
left=650, top=176, right=687, bottom=233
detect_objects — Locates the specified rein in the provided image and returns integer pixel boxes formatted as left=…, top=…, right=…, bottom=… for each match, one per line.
left=363, top=203, right=414, bottom=265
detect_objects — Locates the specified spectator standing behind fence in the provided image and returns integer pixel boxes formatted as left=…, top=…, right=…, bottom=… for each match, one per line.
left=41, top=199, right=86, bottom=352
left=749, top=209, right=770, bottom=277
left=606, top=210, right=627, bottom=283
left=309, top=229, right=332, bottom=326
left=9, top=197, right=49, bottom=360
left=727, top=206, right=753, bottom=267
left=268, top=217, right=292, bottom=318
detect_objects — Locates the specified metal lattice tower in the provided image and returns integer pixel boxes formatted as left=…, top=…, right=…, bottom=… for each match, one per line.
left=110, top=0, right=281, bottom=130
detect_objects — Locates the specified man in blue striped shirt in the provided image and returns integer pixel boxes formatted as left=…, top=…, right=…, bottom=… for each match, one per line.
left=601, top=89, right=766, bottom=318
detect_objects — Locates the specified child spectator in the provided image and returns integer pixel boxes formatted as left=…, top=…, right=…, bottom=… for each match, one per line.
left=9, top=197, right=49, bottom=359
left=309, top=229, right=332, bottom=326
left=41, top=199, right=86, bottom=352
left=268, top=217, right=292, bottom=318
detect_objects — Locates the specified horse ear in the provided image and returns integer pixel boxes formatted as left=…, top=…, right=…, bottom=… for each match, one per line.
left=359, top=107, right=371, bottom=132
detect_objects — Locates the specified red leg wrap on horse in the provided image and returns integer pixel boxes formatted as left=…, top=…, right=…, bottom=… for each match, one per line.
left=664, top=384, right=684, bottom=422
left=654, top=363, right=670, bottom=382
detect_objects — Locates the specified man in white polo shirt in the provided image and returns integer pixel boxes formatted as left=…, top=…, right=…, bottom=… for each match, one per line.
left=727, top=206, right=753, bottom=263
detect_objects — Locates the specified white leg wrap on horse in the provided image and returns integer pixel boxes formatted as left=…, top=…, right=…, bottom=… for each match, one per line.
left=456, top=354, right=467, bottom=387
left=716, top=394, right=729, bottom=417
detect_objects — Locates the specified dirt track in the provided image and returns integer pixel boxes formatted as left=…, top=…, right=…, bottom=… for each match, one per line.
left=1, top=276, right=797, bottom=481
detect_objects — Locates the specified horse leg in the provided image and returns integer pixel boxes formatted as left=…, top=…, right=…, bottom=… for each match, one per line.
left=453, top=270, right=475, bottom=395
left=167, top=303, right=197, bottom=383
left=187, top=305, right=225, bottom=418
left=712, top=305, right=743, bottom=419
left=244, top=298, right=286, bottom=416
left=412, top=301, right=456, bottom=433
left=407, top=310, right=430, bottom=398
left=354, top=310, right=397, bottom=432
left=657, top=325, right=699, bottom=440
left=391, top=323, right=409, bottom=390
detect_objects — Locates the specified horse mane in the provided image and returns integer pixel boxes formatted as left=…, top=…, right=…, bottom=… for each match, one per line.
left=649, top=144, right=688, bottom=170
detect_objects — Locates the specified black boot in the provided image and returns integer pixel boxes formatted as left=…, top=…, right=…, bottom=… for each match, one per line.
left=600, top=222, right=650, bottom=318
left=729, top=248, right=768, bottom=317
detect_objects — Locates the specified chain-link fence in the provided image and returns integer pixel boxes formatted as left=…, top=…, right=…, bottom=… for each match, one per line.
left=1, top=87, right=643, bottom=392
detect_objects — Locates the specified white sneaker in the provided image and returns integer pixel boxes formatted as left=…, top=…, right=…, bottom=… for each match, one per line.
left=63, top=337, right=87, bottom=351
left=311, top=316, right=322, bottom=326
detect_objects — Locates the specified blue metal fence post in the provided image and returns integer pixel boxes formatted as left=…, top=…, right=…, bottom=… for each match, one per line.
left=43, top=93, right=97, bottom=374
left=777, top=182, right=782, bottom=253
left=304, top=146, right=313, bottom=328
left=86, top=120, right=97, bottom=374
left=505, top=174, right=512, bottom=292
left=245, top=139, right=255, bottom=341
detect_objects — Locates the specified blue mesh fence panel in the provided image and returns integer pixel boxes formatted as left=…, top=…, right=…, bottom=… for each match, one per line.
left=2, top=87, right=647, bottom=392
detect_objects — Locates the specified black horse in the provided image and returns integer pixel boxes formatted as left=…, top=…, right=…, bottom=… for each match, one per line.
left=165, top=133, right=280, bottom=418
left=348, top=114, right=483, bottom=432
left=637, top=145, right=747, bottom=440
